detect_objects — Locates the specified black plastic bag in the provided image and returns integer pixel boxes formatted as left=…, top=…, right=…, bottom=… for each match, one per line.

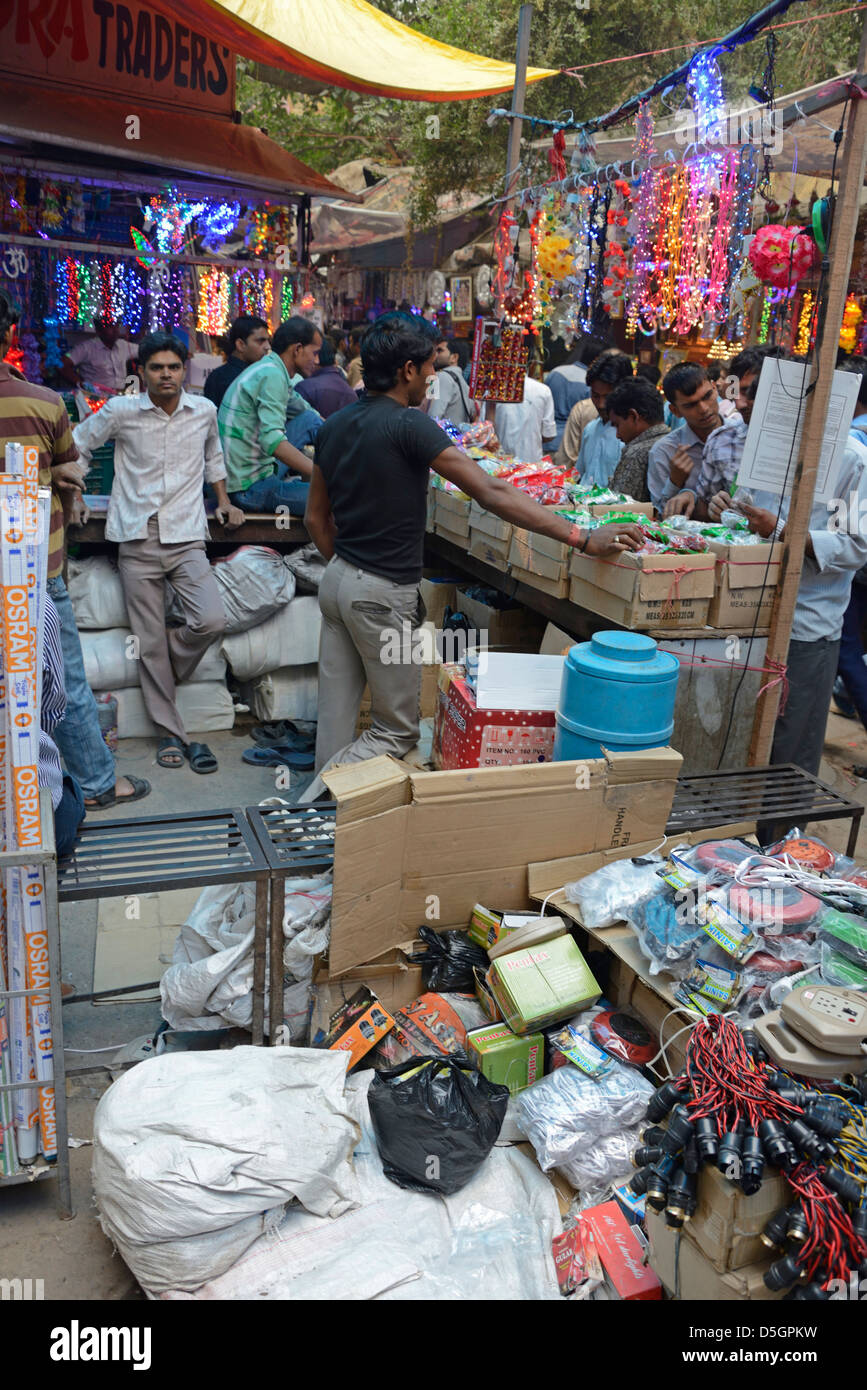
left=368, top=1055, right=509, bottom=1195
left=413, top=926, right=489, bottom=993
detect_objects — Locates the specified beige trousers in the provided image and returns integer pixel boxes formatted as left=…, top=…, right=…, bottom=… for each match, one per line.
left=300, top=555, right=424, bottom=802
left=117, top=518, right=225, bottom=741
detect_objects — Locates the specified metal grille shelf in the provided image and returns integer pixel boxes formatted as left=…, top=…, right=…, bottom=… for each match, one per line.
left=666, top=763, right=864, bottom=857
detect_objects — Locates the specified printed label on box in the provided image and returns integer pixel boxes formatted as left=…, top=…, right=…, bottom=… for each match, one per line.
left=479, top=724, right=554, bottom=766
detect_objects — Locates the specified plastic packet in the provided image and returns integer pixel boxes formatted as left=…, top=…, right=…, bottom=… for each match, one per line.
left=374, top=991, right=489, bottom=1067
left=817, top=905, right=867, bottom=970
left=627, top=884, right=706, bottom=976
left=678, top=956, right=741, bottom=1007
left=557, top=1125, right=643, bottom=1193
left=820, top=942, right=867, bottom=990
left=765, top=829, right=838, bottom=874
left=564, top=854, right=667, bottom=929
left=548, top=1022, right=615, bottom=1079
left=660, top=838, right=754, bottom=889
left=514, top=1063, right=655, bottom=1171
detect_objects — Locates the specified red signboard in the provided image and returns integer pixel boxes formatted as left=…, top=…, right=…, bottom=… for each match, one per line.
left=0, top=0, right=235, bottom=118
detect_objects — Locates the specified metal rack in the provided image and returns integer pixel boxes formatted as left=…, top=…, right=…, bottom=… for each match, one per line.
left=246, top=804, right=336, bottom=1045
left=666, top=763, right=865, bottom=856
left=0, top=792, right=72, bottom=1217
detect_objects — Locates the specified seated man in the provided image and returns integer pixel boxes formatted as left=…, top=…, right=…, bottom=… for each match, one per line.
left=219, top=317, right=322, bottom=517
left=606, top=377, right=670, bottom=503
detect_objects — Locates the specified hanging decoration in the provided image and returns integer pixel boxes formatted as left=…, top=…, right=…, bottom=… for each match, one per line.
left=197, top=201, right=241, bottom=253
left=281, top=276, right=294, bottom=320
left=840, top=294, right=864, bottom=354
left=145, top=189, right=206, bottom=255
left=795, top=290, right=813, bottom=355
left=130, top=227, right=158, bottom=270
left=758, top=286, right=773, bottom=344
left=748, top=224, right=818, bottom=289
left=197, top=266, right=231, bottom=335
left=43, top=319, right=63, bottom=375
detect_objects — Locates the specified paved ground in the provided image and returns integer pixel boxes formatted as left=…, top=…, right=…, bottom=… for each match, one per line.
left=5, top=706, right=867, bottom=1300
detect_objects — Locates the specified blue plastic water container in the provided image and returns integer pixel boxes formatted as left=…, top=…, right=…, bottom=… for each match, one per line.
left=553, top=631, right=680, bottom=761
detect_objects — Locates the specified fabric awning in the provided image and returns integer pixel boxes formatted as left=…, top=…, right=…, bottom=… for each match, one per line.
left=151, top=0, right=558, bottom=100
left=0, top=80, right=354, bottom=201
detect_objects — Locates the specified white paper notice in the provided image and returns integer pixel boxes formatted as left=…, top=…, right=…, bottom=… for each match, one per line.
left=736, top=358, right=859, bottom=504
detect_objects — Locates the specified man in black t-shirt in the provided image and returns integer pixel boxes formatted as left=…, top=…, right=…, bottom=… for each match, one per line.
left=301, top=315, right=642, bottom=799
left=203, top=315, right=270, bottom=409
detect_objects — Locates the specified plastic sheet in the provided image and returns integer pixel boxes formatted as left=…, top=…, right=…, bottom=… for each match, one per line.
left=413, top=927, right=489, bottom=993
left=514, top=1062, right=654, bottom=1171
left=557, top=1125, right=642, bottom=1193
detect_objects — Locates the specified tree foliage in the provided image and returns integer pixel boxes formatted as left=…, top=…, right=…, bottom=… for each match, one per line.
left=236, top=0, right=863, bottom=228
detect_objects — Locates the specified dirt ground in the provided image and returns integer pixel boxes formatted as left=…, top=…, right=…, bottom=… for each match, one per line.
left=4, top=709, right=867, bottom=1301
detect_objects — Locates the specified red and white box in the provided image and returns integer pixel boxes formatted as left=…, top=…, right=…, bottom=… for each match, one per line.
left=580, top=1200, right=662, bottom=1301
left=432, top=673, right=555, bottom=771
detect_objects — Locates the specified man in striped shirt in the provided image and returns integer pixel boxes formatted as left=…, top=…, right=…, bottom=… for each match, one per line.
left=0, top=291, right=149, bottom=810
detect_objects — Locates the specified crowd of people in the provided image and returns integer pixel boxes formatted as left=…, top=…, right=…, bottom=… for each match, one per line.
left=2, top=285, right=867, bottom=855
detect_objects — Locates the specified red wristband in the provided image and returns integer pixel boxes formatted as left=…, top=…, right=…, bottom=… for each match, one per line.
left=567, top=523, right=584, bottom=549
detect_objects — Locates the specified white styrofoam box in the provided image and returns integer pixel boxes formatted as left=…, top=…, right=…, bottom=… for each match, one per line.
left=221, top=597, right=322, bottom=680
left=114, top=682, right=235, bottom=738
left=242, top=665, right=319, bottom=722
left=82, top=628, right=226, bottom=692
left=67, top=556, right=129, bottom=629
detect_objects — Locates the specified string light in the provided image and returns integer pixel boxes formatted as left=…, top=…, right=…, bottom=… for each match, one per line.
left=197, top=266, right=230, bottom=335
left=795, top=290, right=813, bottom=354
left=146, top=189, right=206, bottom=255
left=280, top=276, right=294, bottom=320
left=758, top=286, right=773, bottom=343
left=196, top=201, right=240, bottom=252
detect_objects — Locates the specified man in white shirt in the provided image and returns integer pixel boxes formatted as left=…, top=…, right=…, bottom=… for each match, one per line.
left=73, top=332, right=243, bottom=774
left=494, top=375, right=556, bottom=461
left=62, top=317, right=137, bottom=394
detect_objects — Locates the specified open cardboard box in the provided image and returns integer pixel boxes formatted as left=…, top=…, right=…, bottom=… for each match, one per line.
left=322, top=746, right=683, bottom=975
left=706, top=538, right=782, bottom=629
left=434, top=490, right=471, bottom=539
left=569, top=549, right=715, bottom=630
left=509, top=527, right=571, bottom=583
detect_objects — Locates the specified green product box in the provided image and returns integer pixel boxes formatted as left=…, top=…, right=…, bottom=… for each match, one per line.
left=487, top=935, right=601, bottom=1034
left=467, top=1024, right=544, bottom=1095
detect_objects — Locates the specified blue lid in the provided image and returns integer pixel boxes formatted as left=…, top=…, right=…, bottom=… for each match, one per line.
left=566, top=630, right=679, bottom=684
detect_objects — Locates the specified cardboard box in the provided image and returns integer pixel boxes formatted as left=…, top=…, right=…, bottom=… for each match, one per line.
left=435, top=672, right=556, bottom=771
left=455, top=588, right=545, bottom=649
left=487, top=934, right=601, bottom=1033
left=581, top=1201, right=662, bottom=1300
left=588, top=500, right=655, bottom=519
left=509, top=527, right=571, bottom=581
left=311, top=948, right=424, bottom=1040
left=539, top=622, right=576, bottom=656
left=512, top=565, right=570, bottom=599
left=314, top=985, right=396, bottom=1070
left=420, top=575, right=459, bottom=627
left=434, top=522, right=471, bottom=551
left=467, top=1023, right=544, bottom=1094
left=468, top=532, right=510, bottom=572
left=686, top=1163, right=790, bottom=1273
left=323, top=746, right=683, bottom=975
left=434, top=490, right=471, bottom=538
left=647, top=1210, right=782, bottom=1301
left=469, top=502, right=513, bottom=543
left=569, top=549, right=716, bottom=630
left=706, top=539, right=781, bottom=629
left=468, top=904, right=554, bottom=950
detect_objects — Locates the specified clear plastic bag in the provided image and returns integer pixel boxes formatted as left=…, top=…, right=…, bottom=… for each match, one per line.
left=513, top=1062, right=654, bottom=1172
left=627, top=884, right=706, bottom=977
left=820, top=941, right=867, bottom=990
left=817, top=905, right=867, bottom=970
left=557, top=1125, right=642, bottom=1193
left=564, top=855, right=666, bottom=929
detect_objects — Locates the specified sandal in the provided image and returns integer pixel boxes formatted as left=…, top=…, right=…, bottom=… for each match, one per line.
left=251, top=721, right=316, bottom=748
left=85, top=775, right=152, bottom=809
left=186, top=742, right=218, bottom=774
left=242, top=745, right=315, bottom=770
left=157, top=737, right=187, bottom=769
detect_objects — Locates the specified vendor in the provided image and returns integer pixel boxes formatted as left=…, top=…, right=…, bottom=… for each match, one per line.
left=73, top=331, right=244, bottom=776
left=573, top=352, right=633, bottom=487
left=647, top=363, right=736, bottom=513
left=606, top=377, right=670, bottom=504
left=203, top=315, right=271, bottom=409
left=61, top=316, right=137, bottom=394
left=300, top=313, right=643, bottom=800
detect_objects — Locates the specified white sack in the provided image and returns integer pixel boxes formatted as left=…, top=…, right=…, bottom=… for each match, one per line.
left=284, top=541, right=327, bottom=592
left=114, top=682, right=234, bottom=738
left=222, top=596, right=321, bottom=680
left=162, top=1072, right=561, bottom=1301
left=242, top=665, right=319, bottom=722
left=160, top=875, right=331, bottom=1037
left=67, top=555, right=129, bottom=629
left=93, top=1046, right=360, bottom=1295
left=82, top=628, right=226, bottom=692
left=211, top=545, right=296, bottom=633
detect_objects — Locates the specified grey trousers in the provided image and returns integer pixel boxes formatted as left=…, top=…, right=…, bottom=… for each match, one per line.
left=299, top=555, right=423, bottom=802
left=118, top=518, right=226, bottom=741
left=757, top=635, right=840, bottom=844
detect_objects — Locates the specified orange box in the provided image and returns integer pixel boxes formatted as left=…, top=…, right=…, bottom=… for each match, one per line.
left=317, top=986, right=396, bottom=1070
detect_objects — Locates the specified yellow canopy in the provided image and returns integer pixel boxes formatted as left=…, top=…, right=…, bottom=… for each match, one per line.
left=165, top=0, right=559, bottom=100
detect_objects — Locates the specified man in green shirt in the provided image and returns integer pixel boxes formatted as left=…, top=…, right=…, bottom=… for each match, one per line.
left=218, top=317, right=322, bottom=515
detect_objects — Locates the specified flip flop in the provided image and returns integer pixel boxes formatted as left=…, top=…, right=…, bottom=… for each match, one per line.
left=251, top=721, right=316, bottom=748
left=85, top=775, right=152, bottom=809
left=157, top=736, right=187, bottom=769
left=241, top=745, right=315, bottom=770
left=186, top=742, right=218, bottom=774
